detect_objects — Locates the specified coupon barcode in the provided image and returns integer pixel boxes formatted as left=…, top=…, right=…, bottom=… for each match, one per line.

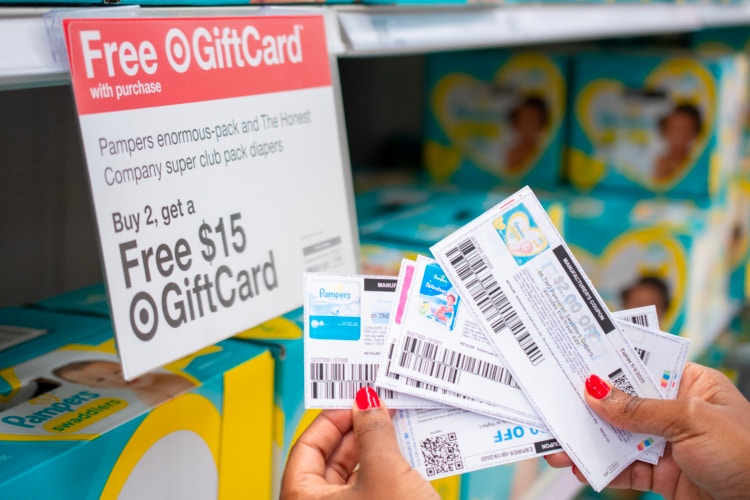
left=310, top=362, right=380, bottom=382
left=399, top=335, right=517, bottom=387
left=633, top=347, right=652, bottom=366
left=309, top=362, right=397, bottom=400
left=625, top=314, right=649, bottom=327
left=608, top=368, right=637, bottom=397
left=403, top=374, right=481, bottom=401
left=309, top=381, right=395, bottom=400
left=445, top=239, right=545, bottom=366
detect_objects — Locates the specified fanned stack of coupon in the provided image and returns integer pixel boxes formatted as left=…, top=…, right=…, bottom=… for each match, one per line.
left=303, top=186, right=690, bottom=492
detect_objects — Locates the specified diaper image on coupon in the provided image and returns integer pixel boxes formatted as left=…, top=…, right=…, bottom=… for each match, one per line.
left=376, top=259, right=544, bottom=428
left=308, top=279, right=362, bottom=341
left=389, top=256, right=544, bottom=428
left=304, top=273, right=442, bottom=410
left=432, top=186, right=666, bottom=492
left=394, top=407, right=561, bottom=481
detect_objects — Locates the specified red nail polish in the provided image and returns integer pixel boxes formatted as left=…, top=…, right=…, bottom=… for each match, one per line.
left=585, top=374, right=611, bottom=400
left=355, top=386, right=381, bottom=410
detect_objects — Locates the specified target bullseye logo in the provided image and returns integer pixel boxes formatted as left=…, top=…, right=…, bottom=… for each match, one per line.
left=129, top=291, right=158, bottom=341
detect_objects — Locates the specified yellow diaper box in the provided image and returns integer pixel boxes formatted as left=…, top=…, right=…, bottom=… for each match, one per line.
left=0, top=309, right=274, bottom=499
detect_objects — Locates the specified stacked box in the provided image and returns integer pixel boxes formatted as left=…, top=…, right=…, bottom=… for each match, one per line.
left=727, top=176, right=750, bottom=302
left=568, top=51, right=748, bottom=199
left=235, top=308, right=309, bottom=500
left=424, top=50, right=567, bottom=191
left=692, top=27, right=750, bottom=172
left=561, top=193, right=731, bottom=352
left=0, top=309, right=274, bottom=499
left=359, top=189, right=565, bottom=277
left=36, top=283, right=110, bottom=318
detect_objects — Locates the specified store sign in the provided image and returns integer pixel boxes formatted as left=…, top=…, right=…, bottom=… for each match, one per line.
left=64, top=16, right=357, bottom=379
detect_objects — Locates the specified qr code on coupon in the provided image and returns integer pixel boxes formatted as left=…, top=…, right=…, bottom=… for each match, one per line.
left=421, top=432, right=463, bottom=477
left=609, top=369, right=638, bottom=397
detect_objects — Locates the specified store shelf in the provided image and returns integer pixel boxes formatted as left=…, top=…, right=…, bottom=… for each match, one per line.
left=0, top=5, right=345, bottom=90
left=0, top=10, right=68, bottom=89
left=4, top=3, right=750, bottom=88
left=337, top=4, right=701, bottom=56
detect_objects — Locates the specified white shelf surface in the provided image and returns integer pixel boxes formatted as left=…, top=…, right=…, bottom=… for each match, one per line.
left=3, top=3, right=750, bottom=88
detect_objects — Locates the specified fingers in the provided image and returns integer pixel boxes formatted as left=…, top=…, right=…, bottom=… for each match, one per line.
left=323, top=431, right=359, bottom=485
left=282, top=409, right=354, bottom=486
left=584, top=374, right=693, bottom=441
left=351, top=387, right=412, bottom=478
left=543, top=452, right=574, bottom=468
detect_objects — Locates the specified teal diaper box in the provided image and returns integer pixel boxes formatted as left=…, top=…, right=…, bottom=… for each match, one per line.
left=0, top=319, right=275, bottom=499
left=568, top=51, right=748, bottom=199
left=424, top=50, right=567, bottom=191
left=0, top=307, right=111, bottom=360
left=562, top=193, right=731, bottom=352
left=728, top=175, right=750, bottom=302
left=235, top=307, right=310, bottom=500
left=358, top=189, right=565, bottom=277
left=356, top=186, right=453, bottom=230
left=36, top=283, right=110, bottom=318
left=693, top=27, right=750, bottom=172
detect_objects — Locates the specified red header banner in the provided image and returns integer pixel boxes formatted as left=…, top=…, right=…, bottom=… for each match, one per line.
left=65, top=16, right=332, bottom=115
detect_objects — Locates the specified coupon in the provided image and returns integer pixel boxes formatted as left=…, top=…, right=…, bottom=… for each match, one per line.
left=391, top=314, right=688, bottom=481
left=380, top=256, right=544, bottom=428
left=394, top=407, right=559, bottom=481
left=612, top=306, right=660, bottom=331
left=431, top=186, right=665, bottom=492
left=375, top=259, right=545, bottom=428
left=615, top=312, right=691, bottom=464
left=304, top=272, right=441, bottom=409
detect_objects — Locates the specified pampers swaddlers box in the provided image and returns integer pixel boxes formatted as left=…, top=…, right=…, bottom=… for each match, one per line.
left=424, top=50, right=567, bottom=190
left=0, top=326, right=275, bottom=499
left=562, top=193, right=731, bottom=353
left=235, top=308, right=311, bottom=500
left=568, top=51, right=748, bottom=199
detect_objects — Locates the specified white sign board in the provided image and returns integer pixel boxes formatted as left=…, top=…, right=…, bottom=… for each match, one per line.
left=64, top=16, right=357, bottom=378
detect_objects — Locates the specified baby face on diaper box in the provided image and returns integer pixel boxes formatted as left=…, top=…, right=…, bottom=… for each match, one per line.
left=562, top=194, right=729, bottom=349
left=424, top=50, right=567, bottom=190
left=568, top=52, right=748, bottom=198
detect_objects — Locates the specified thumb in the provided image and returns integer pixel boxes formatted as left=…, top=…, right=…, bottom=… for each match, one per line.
left=352, top=387, right=407, bottom=471
left=584, top=374, right=690, bottom=440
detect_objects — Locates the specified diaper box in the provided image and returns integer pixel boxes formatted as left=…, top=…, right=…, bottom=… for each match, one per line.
left=568, top=51, right=748, bottom=199
left=359, top=190, right=507, bottom=248
left=356, top=185, right=454, bottom=230
left=693, top=27, right=750, bottom=172
left=360, top=238, right=427, bottom=277
left=0, top=323, right=275, bottom=499
left=561, top=193, right=731, bottom=352
left=727, top=175, right=750, bottom=302
left=235, top=308, right=309, bottom=500
left=0, top=307, right=111, bottom=359
left=424, top=50, right=567, bottom=191
left=36, top=283, right=110, bottom=318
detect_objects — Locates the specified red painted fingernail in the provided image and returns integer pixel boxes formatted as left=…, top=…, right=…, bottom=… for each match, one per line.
left=355, top=387, right=381, bottom=411
left=585, top=374, right=611, bottom=400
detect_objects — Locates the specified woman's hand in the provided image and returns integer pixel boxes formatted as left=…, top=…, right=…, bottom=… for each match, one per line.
left=281, top=387, right=439, bottom=500
left=546, top=362, right=750, bottom=499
